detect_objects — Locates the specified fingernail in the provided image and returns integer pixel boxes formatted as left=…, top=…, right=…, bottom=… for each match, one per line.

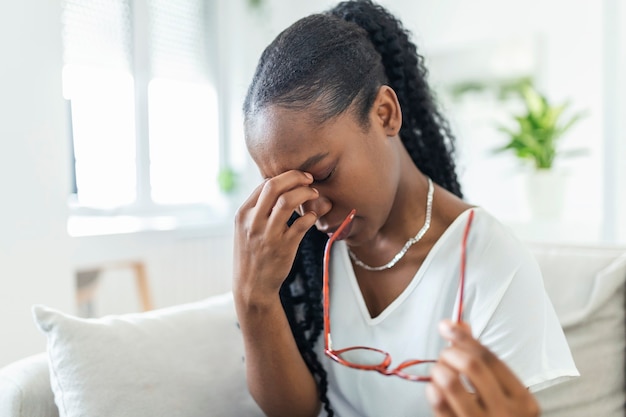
left=439, top=320, right=455, bottom=339
left=311, top=187, right=319, bottom=194
left=304, top=172, right=313, bottom=180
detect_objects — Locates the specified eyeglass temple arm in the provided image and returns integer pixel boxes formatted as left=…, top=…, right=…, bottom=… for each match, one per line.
left=456, top=208, right=474, bottom=323
left=323, top=209, right=357, bottom=351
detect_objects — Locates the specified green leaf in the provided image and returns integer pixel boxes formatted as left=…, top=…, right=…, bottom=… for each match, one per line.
left=218, top=168, right=238, bottom=193
left=555, top=111, right=587, bottom=138
left=492, top=82, right=587, bottom=169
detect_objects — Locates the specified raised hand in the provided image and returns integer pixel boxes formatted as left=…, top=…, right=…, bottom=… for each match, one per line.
left=427, top=320, right=541, bottom=417
left=233, top=170, right=319, bottom=305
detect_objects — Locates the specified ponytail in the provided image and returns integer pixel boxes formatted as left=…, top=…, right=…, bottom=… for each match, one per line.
left=330, top=0, right=463, bottom=198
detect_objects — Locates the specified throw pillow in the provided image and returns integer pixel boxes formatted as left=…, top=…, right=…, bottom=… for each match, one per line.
left=33, top=292, right=264, bottom=417
left=530, top=244, right=626, bottom=417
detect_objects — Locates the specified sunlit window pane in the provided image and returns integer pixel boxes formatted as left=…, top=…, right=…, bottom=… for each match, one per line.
left=61, top=0, right=222, bottom=217
left=148, top=78, right=219, bottom=205
left=64, top=65, right=136, bottom=208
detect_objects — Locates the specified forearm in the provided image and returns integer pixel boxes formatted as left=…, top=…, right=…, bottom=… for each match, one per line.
left=235, top=293, right=321, bottom=417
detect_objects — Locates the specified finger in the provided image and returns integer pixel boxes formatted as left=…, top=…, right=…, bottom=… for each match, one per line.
left=255, top=170, right=314, bottom=216
left=438, top=327, right=541, bottom=417
left=438, top=345, right=508, bottom=415
left=234, top=181, right=269, bottom=242
left=286, top=210, right=318, bottom=237
left=425, top=383, right=457, bottom=417
left=430, top=362, right=484, bottom=417
left=265, top=185, right=319, bottom=233
left=439, top=320, right=528, bottom=398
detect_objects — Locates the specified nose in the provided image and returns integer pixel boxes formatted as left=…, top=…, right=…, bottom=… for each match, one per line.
left=300, top=194, right=332, bottom=219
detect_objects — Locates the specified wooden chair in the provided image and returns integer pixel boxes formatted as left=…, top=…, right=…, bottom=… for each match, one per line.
left=75, top=260, right=154, bottom=318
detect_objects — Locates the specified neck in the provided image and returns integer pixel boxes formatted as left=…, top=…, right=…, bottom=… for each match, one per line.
left=349, top=148, right=433, bottom=267
left=349, top=176, right=433, bottom=271
left=382, top=148, right=432, bottom=242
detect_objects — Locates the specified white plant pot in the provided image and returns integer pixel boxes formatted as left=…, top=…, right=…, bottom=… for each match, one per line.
left=525, top=169, right=568, bottom=220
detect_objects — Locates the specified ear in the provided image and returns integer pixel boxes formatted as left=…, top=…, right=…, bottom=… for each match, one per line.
left=372, top=85, right=402, bottom=137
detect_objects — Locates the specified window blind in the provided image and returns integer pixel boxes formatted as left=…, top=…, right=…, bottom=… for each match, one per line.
left=147, top=0, right=209, bottom=82
left=61, top=0, right=132, bottom=71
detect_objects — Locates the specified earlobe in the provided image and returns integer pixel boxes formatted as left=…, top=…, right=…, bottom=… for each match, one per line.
left=374, top=85, right=402, bottom=137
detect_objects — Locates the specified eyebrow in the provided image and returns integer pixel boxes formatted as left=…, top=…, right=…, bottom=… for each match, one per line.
left=297, top=152, right=329, bottom=172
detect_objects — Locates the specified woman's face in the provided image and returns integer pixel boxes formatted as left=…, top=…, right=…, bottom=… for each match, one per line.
left=245, top=88, right=404, bottom=246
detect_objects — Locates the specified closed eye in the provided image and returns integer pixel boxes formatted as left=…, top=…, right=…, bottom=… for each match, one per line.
left=314, top=168, right=335, bottom=184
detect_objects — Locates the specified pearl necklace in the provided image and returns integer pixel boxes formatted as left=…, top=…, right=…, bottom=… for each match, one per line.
left=348, top=177, right=434, bottom=271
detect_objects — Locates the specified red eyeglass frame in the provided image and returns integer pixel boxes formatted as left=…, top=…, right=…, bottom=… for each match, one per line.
left=322, top=208, right=475, bottom=381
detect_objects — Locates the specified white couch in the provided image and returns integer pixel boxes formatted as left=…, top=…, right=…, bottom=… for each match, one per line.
left=1, top=243, right=625, bottom=417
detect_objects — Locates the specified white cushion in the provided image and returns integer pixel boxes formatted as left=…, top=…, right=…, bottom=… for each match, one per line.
left=32, top=292, right=264, bottom=417
left=530, top=244, right=626, bottom=417
left=0, top=353, right=58, bottom=417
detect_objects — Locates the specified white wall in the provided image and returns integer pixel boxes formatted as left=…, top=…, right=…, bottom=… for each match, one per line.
left=604, top=0, right=626, bottom=242
left=393, top=0, right=607, bottom=243
left=619, top=0, right=626, bottom=242
left=0, top=0, right=74, bottom=366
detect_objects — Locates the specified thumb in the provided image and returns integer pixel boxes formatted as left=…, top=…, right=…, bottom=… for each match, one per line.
left=439, top=319, right=473, bottom=343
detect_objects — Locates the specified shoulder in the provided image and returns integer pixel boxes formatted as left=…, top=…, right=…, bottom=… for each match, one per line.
left=461, top=207, right=544, bottom=328
left=468, top=207, right=539, bottom=274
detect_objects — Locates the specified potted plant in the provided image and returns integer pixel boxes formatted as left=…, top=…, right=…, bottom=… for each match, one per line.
left=494, top=82, right=586, bottom=219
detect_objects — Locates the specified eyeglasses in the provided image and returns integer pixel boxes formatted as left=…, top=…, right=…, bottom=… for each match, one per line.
left=323, top=208, right=475, bottom=381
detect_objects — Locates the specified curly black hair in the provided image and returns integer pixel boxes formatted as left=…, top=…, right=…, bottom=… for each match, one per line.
left=243, top=1, right=462, bottom=415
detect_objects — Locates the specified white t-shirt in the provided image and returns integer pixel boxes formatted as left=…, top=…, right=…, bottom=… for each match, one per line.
left=315, top=207, right=578, bottom=417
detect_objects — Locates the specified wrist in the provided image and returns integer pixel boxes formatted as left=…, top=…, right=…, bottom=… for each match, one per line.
left=233, top=285, right=282, bottom=314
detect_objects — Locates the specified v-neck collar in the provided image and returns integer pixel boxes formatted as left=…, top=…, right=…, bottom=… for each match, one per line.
left=333, top=208, right=477, bottom=325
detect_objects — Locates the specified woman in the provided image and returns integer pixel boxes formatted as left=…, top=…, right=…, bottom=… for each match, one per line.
left=233, top=1, right=578, bottom=416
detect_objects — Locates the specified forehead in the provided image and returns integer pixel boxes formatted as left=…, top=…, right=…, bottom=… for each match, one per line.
left=245, top=105, right=344, bottom=178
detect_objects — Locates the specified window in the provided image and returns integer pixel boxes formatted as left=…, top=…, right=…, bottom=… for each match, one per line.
left=62, top=0, right=223, bottom=234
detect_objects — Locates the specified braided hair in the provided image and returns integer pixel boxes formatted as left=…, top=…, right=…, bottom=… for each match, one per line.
left=243, top=1, right=462, bottom=415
